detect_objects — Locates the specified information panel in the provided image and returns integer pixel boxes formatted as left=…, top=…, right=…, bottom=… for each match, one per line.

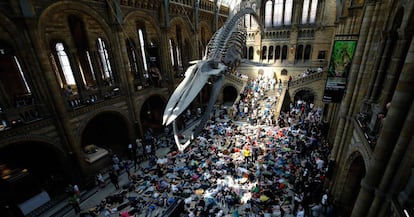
left=322, top=40, right=357, bottom=103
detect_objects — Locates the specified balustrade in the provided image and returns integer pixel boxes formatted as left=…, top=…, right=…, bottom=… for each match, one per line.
left=288, top=71, right=324, bottom=87
left=0, top=94, right=45, bottom=132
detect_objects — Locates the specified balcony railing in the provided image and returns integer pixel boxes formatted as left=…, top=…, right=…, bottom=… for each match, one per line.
left=355, top=112, right=379, bottom=149
left=0, top=94, right=47, bottom=132
left=288, top=70, right=324, bottom=88
left=114, top=0, right=229, bottom=15
left=64, top=86, right=122, bottom=110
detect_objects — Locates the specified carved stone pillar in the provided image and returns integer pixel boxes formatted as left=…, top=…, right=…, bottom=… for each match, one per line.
left=369, top=32, right=397, bottom=102
left=27, top=20, right=85, bottom=181
left=159, top=27, right=174, bottom=90
left=351, top=33, right=414, bottom=217
left=378, top=31, right=411, bottom=109
left=373, top=37, right=414, bottom=216
left=112, top=25, right=139, bottom=141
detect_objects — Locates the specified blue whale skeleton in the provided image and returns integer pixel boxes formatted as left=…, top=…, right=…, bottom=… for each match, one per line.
left=163, top=8, right=262, bottom=152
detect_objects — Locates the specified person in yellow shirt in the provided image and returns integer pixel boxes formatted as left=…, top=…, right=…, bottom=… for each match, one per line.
left=244, top=147, right=251, bottom=164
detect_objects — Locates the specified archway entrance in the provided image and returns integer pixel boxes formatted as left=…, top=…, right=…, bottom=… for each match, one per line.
left=223, top=85, right=238, bottom=106
left=140, top=95, right=166, bottom=135
left=341, top=155, right=366, bottom=216
left=294, top=89, right=315, bottom=105
left=82, top=113, right=130, bottom=159
left=0, top=142, right=69, bottom=216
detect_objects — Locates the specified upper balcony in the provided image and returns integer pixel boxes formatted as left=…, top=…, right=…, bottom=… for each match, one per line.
left=0, top=94, right=49, bottom=134
left=354, top=111, right=380, bottom=150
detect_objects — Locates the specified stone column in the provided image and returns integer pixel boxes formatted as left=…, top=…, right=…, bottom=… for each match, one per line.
left=361, top=1, right=383, bottom=107
left=67, top=50, right=86, bottom=94
left=378, top=31, right=411, bottom=109
left=25, top=20, right=85, bottom=180
left=351, top=35, right=414, bottom=217
left=112, top=25, right=139, bottom=141
left=89, top=50, right=105, bottom=90
left=214, top=0, right=219, bottom=31
left=369, top=33, right=396, bottom=102
left=373, top=38, right=414, bottom=217
left=159, top=27, right=174, bottom=91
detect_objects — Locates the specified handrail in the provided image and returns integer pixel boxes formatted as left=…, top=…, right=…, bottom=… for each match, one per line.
left=289, top=71, right=324, bottom=88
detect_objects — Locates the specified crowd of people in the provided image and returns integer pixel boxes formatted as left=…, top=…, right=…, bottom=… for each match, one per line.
left=82, top=76, right=336, bottom=217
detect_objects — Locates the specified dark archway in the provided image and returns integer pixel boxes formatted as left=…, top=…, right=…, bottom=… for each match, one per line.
left=0, top=142, right=70, bottom=216
left=223, top=85, right=238, bottom=106
left=82, top=113, right=130, bottom=158
left=294, top=89, right=315, bottom=104
left=140, top=95, right=166, bottom=135
left=341, top=155, right=366, bottom=217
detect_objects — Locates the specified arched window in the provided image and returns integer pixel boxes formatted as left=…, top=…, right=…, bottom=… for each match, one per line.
left=281, top=45, right=288, bottom=61
left=304, top=45, right=311, bottom=60
left=138, top=29, right=148, bottom=72
left=275, top=46, right=281, bottom=60
left=97, top=38, right=114, bottom=86
left=272, top=0, right=292, bottom=26
left=284, top=0, right=293, bottom=25
left=245, top=14, right=251, bottom=28
left=262, top=46, right=267, bottom=60
left=243, top=46, right=247, bottom=59
left=268, top=46, right=274, bottom=60
left=265, top=0, right=273, bottom=28
left=296, top=45, right=304, bottom=60
left=273, top=0, right=283, bottom=26
left=126, top=39, right=140, bottom=80
left=68, top=15, right=97, bottom=89
left=251, top=3, right=258, bottom=28
left=55, top=42, right=76, bottom=86
left=175, top=26, right=183, bottom=70
left=302, top=0, right=310, bottom=24
left=302, top=0, right=318, bottom=24
left=0, top=42, right=31, bottom=99
left=248, top=46, right=254, bottom=60
left=169, top=39, right=175, bottom=67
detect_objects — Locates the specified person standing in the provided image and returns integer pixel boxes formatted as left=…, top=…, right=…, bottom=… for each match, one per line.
left=68, top=192, right=81, bottom=214
left=146, top=143, right=153, bottom=159
left=123, top=160, right=131, bottom=178
left=109, top=170, right=120, bottom=189
left=321, top=189, right=329, bottom=214
left=73, top=184, right=80, bottom=197
left=96, top=172, right=105, bottom=188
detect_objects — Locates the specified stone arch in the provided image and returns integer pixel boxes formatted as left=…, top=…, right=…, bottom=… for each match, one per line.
left=169, top=16, right=193, bottom=44
left=339, top=151, right=367, bottom=216
left=169, top=16, right=194, bottom=69
left=1, top=135, right=68, bottom=158
left=123, top=10, right=162, bottom=53
left=222, top=85, right=239, bottom=106
left=76, top=107, right=133, bottom=139
left=198, top=21, right=213, bottom=44
left=78, top=109, right=134, bottom=156
left=38, top=1, right=114, bottom=49
left=292, top=87, right=316, bottom=104
left=137, top=94, right=167, bottom=135
left=0, top=137, right=74, bottom=206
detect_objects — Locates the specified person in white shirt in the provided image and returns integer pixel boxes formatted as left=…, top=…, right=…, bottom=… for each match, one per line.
left=296, top=205, right=305, bottom=217
left=316, top=157, right=325, bottom=171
